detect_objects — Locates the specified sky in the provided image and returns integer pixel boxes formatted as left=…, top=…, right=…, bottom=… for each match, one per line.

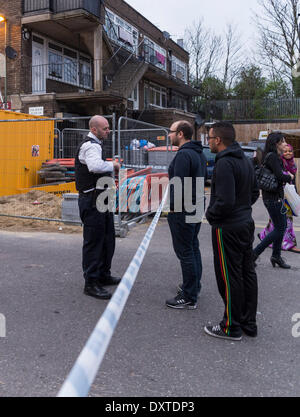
left=125, top=0, right=258, bottom=51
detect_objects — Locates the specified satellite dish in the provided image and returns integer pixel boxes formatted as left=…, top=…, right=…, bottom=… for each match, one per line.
left=5, top=46, right=17, bottom=60
left=162, top=31, right=170, bottom=40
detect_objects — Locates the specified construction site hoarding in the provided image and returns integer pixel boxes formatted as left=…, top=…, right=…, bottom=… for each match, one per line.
left=0, top=110, right=54, bottom=197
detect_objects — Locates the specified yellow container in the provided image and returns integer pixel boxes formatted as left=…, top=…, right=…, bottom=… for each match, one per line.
left=0, top=110, right=54, bottom=196
left=19, top=182, right=77, bottom=197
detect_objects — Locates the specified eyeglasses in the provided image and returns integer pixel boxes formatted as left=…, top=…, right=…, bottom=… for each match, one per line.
left=207, top=136, right=218, bottom=140
left=169, top=130, right=178, bottom=134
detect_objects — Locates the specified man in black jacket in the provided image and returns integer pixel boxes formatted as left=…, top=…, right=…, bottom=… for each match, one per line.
left=204, top=122, right=260, bottom=341
left=166, top=121, right=207, bottom=310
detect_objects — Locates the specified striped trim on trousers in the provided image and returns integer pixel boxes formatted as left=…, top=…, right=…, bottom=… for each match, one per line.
left=216, top=228, right=232, bottom=335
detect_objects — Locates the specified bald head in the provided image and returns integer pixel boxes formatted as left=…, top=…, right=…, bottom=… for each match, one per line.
left=89, top=115, right=110, bottom=140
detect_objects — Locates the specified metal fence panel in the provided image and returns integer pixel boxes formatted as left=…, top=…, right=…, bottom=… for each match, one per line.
left=0, top=114, right=116, bottom=223
left=118, top=117, right=171, bottom=171
left=115, top=117, right=171, bottom=233
left=204, top=98, right=300, bottom=120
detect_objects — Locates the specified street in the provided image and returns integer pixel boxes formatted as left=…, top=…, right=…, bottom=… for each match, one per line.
left=0, top=196, right=299, bottom=397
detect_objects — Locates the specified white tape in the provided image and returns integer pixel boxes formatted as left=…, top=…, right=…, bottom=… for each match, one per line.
left=57, top=189, right=168, bottom=397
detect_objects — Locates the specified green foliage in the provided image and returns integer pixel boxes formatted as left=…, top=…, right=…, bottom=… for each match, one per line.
left=196, top=76, right=227, bottom=100
left=263, top=79, right=291, bottom=99
left=292, top=76, right=300, bottom=97
left=191, top=64, right=294, bottom=119
left=233, top=65, right=266, bottom=99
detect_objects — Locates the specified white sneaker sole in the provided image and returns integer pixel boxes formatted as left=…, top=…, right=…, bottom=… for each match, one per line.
left=166, top=303, right=197, bottom=310
left=204, top=326, right=242, bottom=341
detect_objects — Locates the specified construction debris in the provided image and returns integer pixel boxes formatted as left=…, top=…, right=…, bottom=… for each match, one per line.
left=38, top=159, right=75, bottom=184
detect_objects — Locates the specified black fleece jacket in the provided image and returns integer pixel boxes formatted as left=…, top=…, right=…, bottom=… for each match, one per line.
left=206, top=142, right=259, bottom=227
left=168, top=140, right=207, bottom=212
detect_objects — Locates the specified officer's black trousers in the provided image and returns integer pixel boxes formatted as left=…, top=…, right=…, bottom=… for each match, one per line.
left=78, top=192, right=115, bottom=283
left=211, top=221, right=258, bottom=337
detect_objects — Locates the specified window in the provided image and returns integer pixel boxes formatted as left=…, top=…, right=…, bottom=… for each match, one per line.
left=48, top=44, right=63, bottom=79
left=144, top=83, right=167, bottom=108
left=128, top=84, right=139, bottom=109
left=64, top=56, right=78, bottom=85
left=33, top=35, right=44, bottom=45
left=172, top=93, right=188, bottom=111
left=46, top=40, right=92, bottom=88
left=143, top=37, right=167, bottom=71
left=79, top=56, right=92, bottom=88
left=104, top=8, right=139, bottom=54
left=172, top=56, right=188, bottom=83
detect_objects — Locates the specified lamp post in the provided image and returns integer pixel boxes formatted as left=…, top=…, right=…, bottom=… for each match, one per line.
left=0, top=15, right=7, bottom=109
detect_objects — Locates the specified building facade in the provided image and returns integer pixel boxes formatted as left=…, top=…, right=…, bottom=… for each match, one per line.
left=0, top=0, right=199, bottom=127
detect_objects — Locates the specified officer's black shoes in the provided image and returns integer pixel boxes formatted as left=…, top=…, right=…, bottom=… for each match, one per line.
left=84, top=281, right=112, bottom=300
left=99, top=276, right=121, bottom=286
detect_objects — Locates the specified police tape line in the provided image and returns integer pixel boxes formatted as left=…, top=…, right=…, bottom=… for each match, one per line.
left=57, top=189, right=169, bottom=397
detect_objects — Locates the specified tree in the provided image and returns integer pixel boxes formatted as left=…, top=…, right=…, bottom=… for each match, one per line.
left=263, top=78, right=291, bottom=99
left=254, top=0, right=299, bottom=90
left=198, top=76, right=228, bottom=100
left=234, top=65, right=266, bottom=99
left=184, top=20, right=222, bottom=85
left=222, top=23, right=244, bottom=91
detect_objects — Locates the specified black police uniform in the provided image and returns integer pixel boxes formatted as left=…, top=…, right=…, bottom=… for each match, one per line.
left=75, top=136, right=118, bottom=299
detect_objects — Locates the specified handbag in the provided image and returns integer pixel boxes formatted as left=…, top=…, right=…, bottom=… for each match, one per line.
left=255, top=153, right=278, bottom=192
left=284, top=183, right=300, bottom=216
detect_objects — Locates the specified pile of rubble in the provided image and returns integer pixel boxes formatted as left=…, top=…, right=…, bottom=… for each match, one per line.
left=37, top=159, right=75, bottom=184
left=0, top=190, right=81, bottom=233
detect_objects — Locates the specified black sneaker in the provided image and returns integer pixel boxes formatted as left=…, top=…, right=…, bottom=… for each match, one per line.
left=166, top=293, right=197, bottom=310
left=204, top=324, right=242, bottom=341
left=177, top=284, right=200, bottom=299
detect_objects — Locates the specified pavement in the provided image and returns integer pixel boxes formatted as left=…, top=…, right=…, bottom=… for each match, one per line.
left=0, top=196, right=299, bottom=397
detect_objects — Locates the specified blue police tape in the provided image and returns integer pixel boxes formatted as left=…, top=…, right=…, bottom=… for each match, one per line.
left=57, top=189, right=168, bottom=397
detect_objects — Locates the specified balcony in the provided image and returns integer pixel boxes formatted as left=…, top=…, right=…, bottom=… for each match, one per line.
left=22, top=0, right=101, bottom=33
left=23, top=62, right=93, bottom=95
left=22, top=61, right=124, bottom=108
left=23, top=0, right=101, bottom=17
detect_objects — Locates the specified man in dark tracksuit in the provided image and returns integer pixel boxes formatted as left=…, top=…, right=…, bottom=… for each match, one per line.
left=204, top=122, right=259, bottom=341
left=75, top=115, right=121, bottom=300
left=166, top=120, right=207, bottom=309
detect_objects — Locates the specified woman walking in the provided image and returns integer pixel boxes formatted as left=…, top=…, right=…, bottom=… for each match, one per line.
left=258, top=144, right=300, bottom=253
left=253, top=132, right=294, bottom=269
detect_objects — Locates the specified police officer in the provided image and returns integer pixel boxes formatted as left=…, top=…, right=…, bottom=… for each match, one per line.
left=75, top=115, right=121, bottom=299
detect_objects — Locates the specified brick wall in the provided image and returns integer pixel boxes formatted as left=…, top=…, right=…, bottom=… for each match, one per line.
left=0, top=0, right=23, bottom=99
left=23, top=96, right=60, bottom=117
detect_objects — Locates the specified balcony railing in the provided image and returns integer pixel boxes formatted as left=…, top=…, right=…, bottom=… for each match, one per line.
left=142, top=43, right=167, bottom=72
left=23, top=0, right=101, bottom=18
left=25, top=62, right=93, bottom=94
left=23, top=0, right=52, bottom=13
